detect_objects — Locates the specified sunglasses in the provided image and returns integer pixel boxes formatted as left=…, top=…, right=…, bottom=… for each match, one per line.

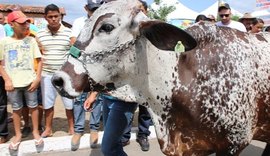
left=219, top=14, right=230, bottom=18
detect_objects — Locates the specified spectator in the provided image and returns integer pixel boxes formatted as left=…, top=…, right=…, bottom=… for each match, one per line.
left=0, top=13, right=5, bottom=25
left=3, top=5, right=43, bottom=138
left=0, top=11, right=43, bottom=151
left=4, top=5, right=39, bottom=37
left=84, top=93, right=137, bottom=156
left=21, top=18, right=44, bottom=138
left=216, top=3, right=246, bottom=32
left=120, top=0, right=153, bottom=152
left=250, top=18, right=264, bottom=33
left=206, top=14, right=216, bottom=23
left=70, top=0, right=103, bottom=151
left=195, top=14, right=207, bottom=23
left=0, top=12, right=7, bottom=145
left=238, top=13, right=255, bottom=32
left=36, top=4, right=76, bottom=138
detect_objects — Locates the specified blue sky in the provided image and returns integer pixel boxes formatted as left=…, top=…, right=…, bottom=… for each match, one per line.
left=3, top=0, right=255, bottom=24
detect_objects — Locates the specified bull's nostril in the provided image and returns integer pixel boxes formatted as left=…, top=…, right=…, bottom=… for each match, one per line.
left=52, top=76, right=64, bottom=88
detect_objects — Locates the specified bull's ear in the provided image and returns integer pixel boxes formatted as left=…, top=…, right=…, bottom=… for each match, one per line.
left=139, top=21, right=197, bottom=51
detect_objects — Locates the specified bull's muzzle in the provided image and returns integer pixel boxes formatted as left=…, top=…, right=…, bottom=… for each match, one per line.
left=51, top=74, right=78, bottom=99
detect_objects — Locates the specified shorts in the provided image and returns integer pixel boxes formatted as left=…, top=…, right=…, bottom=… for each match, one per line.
left=41, top=74, right=73, bottom=110
left=22, top=85, right=42, bottom=107
left=8, top=86, right=38, bottom=111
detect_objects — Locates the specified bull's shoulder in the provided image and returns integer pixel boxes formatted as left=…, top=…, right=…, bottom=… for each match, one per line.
left=185, top=22, right=250, bottom=46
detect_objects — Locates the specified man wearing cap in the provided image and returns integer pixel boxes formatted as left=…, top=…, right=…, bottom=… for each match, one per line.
left=216, top=3, right=246, bottom=32
left=70, top=0, right=103, bottom=151
left=0, top=11, right=43, bottom=150
left=4, top=5, right=39, bottom=37
left=4, top=5, right=43, bottom=139
left=239, top=13, right=255, bottom=32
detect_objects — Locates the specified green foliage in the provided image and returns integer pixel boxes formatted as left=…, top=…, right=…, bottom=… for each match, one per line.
left=147, top=0, right=176, bottom=22
left=231, top=15, right=240, bottom=21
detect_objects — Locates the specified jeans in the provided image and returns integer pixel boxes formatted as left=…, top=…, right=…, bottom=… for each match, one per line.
left=0, top=76, right=8, bottom=137
left=101, top=95, right=137, bottom=156
left=121, top=105, right=152, bottom=142
left=73, top=92, right=103, bottom=133
left=137, top=105, right=152, bottom=138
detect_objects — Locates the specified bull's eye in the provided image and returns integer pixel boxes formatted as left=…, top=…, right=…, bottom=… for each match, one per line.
left=99, top=24, right=114, bottom=33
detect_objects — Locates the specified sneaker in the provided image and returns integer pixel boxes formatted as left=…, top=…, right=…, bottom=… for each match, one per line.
left=90, top=131, right=98, bottom=149
left=136, top=137, right=150, bottom=151
left=22, top=127, right=31, bottom=138
left=71, top=133, right=83, bottom=151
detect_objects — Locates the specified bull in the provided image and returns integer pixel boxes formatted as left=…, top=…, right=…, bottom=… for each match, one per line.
left=51, top=0, right=270, bottom=155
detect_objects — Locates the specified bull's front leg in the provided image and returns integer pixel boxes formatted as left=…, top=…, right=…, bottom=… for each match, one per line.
left=148, top=108, right=214, bottom=155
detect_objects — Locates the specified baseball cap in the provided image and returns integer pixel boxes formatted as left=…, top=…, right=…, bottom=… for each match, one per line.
left=86, top=0, right=104, bottom=11
left=218, top=3, right=231, bottom=12
left=7, top=11, right=30, bottom=24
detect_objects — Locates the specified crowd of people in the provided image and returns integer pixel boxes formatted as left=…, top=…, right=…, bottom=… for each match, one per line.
left=0, top=0, right=270, bottom=156
left=195, top=3, right=269, bottom=33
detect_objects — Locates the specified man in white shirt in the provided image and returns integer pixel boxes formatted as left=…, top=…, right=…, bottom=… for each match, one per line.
left=216, top=3, right=247, bottom=32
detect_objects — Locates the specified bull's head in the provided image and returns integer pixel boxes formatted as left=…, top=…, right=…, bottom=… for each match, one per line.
left=52, top=0, right=197, bottom=99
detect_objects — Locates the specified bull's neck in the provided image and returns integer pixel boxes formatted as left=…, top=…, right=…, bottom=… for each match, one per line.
left=134, top=38, right=180, bottom=105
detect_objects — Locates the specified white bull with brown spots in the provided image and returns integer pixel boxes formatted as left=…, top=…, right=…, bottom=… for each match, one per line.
left=51, top=0, right=270, bottom=155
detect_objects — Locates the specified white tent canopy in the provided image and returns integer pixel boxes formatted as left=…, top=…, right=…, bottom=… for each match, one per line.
left=200, top=1, right=243, bottom=18
left=167, top=1, right=198, bottom=20
left=151, top=0, right=198, bottom=20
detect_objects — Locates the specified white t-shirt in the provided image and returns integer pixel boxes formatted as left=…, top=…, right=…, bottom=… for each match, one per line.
left=72, top=16, right=88, bottom=38
left=216, top=20, right=247, bottom=32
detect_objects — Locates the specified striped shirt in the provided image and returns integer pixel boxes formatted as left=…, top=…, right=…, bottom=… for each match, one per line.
left=36, top=24, right=72, bottom=75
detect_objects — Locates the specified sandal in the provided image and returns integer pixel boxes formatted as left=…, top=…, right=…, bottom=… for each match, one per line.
left=9, top=141, right=21, bottom=151
left=34, top=138, right=44, bottom=147
left=34, top=138, right=44, bottom=153
left=41, top=131, right=53, bottom=138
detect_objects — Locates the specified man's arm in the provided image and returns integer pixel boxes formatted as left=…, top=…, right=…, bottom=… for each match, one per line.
left=84, top=91, right=99, bottom=111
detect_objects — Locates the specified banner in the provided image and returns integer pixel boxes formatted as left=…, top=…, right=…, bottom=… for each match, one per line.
left=256, top=0, right=270, bottom=10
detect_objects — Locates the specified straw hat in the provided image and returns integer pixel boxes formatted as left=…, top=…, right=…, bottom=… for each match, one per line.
left=239, top=13, right=255, bottom=20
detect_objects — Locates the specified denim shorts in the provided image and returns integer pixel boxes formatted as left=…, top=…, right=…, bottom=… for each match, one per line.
left=8, top=86, right=38, bottom=110
left=22, top=85, right=42, bottom=107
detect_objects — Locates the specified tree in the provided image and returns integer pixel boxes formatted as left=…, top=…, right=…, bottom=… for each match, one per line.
left=148, top=0, right=176, bottom=22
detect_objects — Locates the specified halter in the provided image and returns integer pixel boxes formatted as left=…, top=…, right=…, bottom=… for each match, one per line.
left=67, top=38, right=137, bottom=92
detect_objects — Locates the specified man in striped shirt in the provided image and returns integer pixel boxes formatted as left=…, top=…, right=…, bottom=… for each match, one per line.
left=36, top=4, right=76, bottom=138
